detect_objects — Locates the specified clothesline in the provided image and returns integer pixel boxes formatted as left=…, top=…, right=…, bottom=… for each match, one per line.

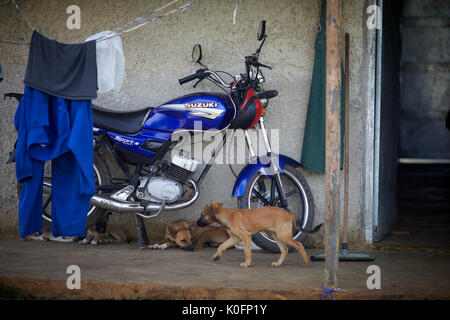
left=96, top=0, right=198, bottom=42
left=9, top=0, right=37, bottom=32
left=0, top=0, right=199, bottom=45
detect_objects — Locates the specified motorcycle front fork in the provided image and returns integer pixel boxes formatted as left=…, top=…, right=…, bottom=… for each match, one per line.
left=244, top=117, right=289, bottom=209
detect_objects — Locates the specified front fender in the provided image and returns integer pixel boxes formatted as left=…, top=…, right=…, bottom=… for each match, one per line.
left=231, top=154, right=301, bottom=198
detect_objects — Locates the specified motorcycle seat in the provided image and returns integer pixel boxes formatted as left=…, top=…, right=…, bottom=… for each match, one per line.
left=92, top=104, right=153, bottom=134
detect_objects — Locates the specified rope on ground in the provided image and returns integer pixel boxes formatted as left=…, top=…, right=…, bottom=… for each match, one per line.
left=321, top=286, right=341, bottom=300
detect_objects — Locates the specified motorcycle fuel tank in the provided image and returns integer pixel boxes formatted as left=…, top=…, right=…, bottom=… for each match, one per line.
left=143, top=93, right=236, bottom=132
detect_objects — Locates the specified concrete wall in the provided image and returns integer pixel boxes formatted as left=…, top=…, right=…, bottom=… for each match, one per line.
left=0, top=0, right=374, bottom=247
left=400, top=0, right=450, bottom=158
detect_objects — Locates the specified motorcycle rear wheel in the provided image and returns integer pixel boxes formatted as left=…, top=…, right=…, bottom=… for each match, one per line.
left=237, top=164, right=315, bottom=253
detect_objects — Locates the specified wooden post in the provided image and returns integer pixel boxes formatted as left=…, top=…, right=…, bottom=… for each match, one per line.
left=324, top=0, right=342, bottom=289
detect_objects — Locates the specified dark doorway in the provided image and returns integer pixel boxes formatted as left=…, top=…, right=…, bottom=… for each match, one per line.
left=377, top=0, right=450, bottom=250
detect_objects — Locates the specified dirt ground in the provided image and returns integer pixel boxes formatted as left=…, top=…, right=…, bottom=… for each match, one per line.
left=0, top=237, right=449, bottom=300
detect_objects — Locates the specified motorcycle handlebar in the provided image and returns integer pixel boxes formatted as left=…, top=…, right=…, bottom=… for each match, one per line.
left=179, top=73, right=199, bottom=85
left=257, top=90, right=278, bottom=100
left=179, top=69, right=232, bottom=88
left=4, top=93, right=24, bottom=102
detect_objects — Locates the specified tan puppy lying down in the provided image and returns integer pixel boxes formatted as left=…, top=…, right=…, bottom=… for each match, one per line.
left=149, top=219, right=229, bottom=251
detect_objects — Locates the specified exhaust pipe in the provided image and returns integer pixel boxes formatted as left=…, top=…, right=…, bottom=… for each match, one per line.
left=44, top=180, right=199, bottom=215
left=91, top=180, right=199, bottom=214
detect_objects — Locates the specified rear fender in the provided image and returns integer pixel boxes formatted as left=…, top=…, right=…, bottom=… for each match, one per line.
left=231, top=154, right=301, bottom=197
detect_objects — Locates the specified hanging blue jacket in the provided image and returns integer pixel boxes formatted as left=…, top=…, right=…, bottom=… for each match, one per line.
left=14, top=86, right=95, bottom=238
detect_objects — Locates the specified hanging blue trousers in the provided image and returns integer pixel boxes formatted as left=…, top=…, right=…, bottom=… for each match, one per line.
left=14, top=86, right=95, bottom=238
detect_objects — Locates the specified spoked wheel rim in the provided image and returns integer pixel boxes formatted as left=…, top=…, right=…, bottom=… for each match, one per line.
left=247, top=170, right=310, bottom=245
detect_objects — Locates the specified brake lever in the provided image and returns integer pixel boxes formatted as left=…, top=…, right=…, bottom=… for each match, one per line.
left=257, top=62, right=272, bottom=70
left=193, top=78, right=203, bottom=88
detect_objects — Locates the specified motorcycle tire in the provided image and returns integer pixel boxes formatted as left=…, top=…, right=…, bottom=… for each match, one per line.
left=237, top=164, right=315, bottom=253
left=17, top=151, right=111, bottom=232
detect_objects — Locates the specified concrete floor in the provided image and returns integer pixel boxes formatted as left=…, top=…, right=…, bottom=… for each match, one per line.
left=1, top=164, right=449, bottom=300
left=0, top=238, right=449, bottom=300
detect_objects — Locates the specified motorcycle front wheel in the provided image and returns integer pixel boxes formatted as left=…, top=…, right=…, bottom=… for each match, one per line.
left=237, top=164, right=315, bottom=253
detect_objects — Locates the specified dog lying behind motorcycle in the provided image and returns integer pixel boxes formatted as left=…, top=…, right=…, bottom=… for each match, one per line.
left=197, top=202, right=322, bottom=268
left=148, top=219, right=229, bottom=251
left=80, top=212, right=130, bottom=245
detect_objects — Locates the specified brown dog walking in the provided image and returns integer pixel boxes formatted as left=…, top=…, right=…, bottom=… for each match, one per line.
left=197, top=202, right=322, bottom=268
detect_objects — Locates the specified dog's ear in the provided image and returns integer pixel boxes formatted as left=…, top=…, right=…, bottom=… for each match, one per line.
left=203, top=203, right=213, bottom=216
left=167, top=225, right=177, bottom=237
left=212, top=202, right=223, bottom=213
left=188, top=222, right=196, bottom=233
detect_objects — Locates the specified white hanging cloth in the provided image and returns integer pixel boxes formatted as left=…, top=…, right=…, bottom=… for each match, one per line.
left=85, top=31, right=125, bottom=94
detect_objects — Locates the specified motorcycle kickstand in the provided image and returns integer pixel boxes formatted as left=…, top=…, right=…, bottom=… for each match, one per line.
left=135, top=215, right=149, bottom=249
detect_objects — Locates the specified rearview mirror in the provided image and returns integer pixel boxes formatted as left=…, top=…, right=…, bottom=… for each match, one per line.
left=257, top=20, right=266, bottom=41
left=192, top=44, right=202, bottom=63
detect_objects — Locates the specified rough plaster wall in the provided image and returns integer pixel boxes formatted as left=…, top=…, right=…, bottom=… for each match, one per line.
left=342, top=0, right=373, bottom=246
left=0, top=0, right=370, bottom=247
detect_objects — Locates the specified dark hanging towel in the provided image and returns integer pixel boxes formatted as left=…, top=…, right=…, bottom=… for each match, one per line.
left=24, top=31, right=97, bottom=100
left=300, top=0, right=345, bottom=174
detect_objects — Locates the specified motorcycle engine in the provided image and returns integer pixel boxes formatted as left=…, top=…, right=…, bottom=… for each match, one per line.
left=136, top=155, right=198, bottom=203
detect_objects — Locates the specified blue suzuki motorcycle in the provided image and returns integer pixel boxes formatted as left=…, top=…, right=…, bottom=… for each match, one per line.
left=18, top=21, right=315, bottom=252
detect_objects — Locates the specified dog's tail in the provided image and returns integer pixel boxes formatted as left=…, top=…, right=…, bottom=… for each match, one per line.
left=293, top=221, right=323, bottom=234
